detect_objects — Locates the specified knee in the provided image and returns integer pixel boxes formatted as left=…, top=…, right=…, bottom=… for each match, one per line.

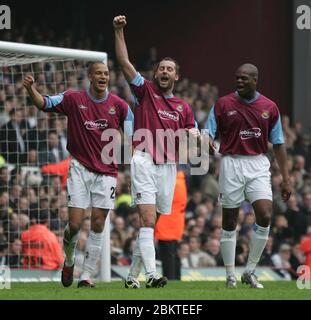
left=68, top=220, right=81, bottom=233
left=91, top=216, right=104, bottom=233
left=222, top=215, right=238, bottom=231
left=256, top=212, right=272, bottom=227
left=141, top=215, right=156, bottom=228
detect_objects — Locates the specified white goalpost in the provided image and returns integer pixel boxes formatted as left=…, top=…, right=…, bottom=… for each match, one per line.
left=0, top=41, right=107, bottom=66
left=0, top=41, right=111, bottom=282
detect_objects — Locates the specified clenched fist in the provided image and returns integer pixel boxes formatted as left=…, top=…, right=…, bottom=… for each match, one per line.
left=113, top=15, right=127, bottom=29
left=23, top=75, right=35, bottom=90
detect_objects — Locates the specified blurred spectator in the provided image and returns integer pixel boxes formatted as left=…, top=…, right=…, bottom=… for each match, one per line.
left=293, top=133, right=311, bottom=171
left=39, top=130, right=66, bottom=165
left=4, top=238, right=23, bottom=268
left=21, top=210, right=63, bottom=270
left=186, top=190, right=203, bottom=216
left=285, top=194, right=308, bottom=242
left=0, top=108, right=28, bottom=165
left=188, top=236, right=216, bottom=267
left=300, top=192, right=311, bottom=220
left=178, top=241, right=190, bottom=268
left=203, top=238, right=222, bottom=266
left=112, top=215, right=129, bottom=248
left=271, top=215, right=294, bottom=251
left=271, top=243, right=296, bottom=280
left=259, top=235, right=274, bottom=266
left=299, top=227, right=311, bottom=279
left=235, top=236, right=249, bottom=266
left=281, top=115, right=296, bottom=150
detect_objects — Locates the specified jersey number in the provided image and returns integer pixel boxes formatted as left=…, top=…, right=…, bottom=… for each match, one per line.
left=110, top=187, right=116, bottom=199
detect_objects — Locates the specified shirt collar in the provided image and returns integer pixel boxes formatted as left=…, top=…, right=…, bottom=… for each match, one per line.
left=235, top=91, right=260, bottom=104
left=87, top=88, right=109, bottom=103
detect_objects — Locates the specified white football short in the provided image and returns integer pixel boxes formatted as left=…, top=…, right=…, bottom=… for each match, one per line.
left=131, top=150, right=177, bottom=214
left=219, top=154, right=272, bottom=208
left=67, top=158, right=117, bottom=209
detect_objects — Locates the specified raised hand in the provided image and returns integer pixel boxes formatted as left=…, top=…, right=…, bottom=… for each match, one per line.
left=23, top=75, right=35, bottom=90
left=113, top=15, right=127, bottom=30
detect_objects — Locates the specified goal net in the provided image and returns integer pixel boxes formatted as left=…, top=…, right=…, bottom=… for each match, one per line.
left=0, top=41, right=111, bottom=282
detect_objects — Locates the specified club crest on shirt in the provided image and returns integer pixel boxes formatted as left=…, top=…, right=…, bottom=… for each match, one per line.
left=176, top=104, right=184, bottom=112
left=158, top=109, right=179, bottom=122
left=108, top=106, right=116, bottom=115
left=261, top=111, right=270, bottom=119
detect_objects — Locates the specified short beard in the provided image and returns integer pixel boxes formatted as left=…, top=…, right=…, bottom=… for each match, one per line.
left=154, top=78, right=174, bottom=92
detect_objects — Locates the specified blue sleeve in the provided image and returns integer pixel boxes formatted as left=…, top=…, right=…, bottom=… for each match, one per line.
left=130, top=73, right=145, bottom=87
left=124, top=106, right=134, bottom=136
left=44, top=93, right=64, bottom=110
left=269, top=115, right=285, bottom=144
left=205, top=105, right=217, bottom=139
left=195, top=121, right=198, bottom=129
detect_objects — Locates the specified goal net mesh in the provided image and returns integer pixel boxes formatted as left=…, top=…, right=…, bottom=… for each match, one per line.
left=0, top=54, right=101, bottom=279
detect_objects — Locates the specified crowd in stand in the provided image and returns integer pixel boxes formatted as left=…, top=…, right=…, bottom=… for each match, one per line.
left=0, top=29, right=311, bottom=280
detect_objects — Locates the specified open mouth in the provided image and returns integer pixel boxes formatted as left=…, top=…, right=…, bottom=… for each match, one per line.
left=160, top=76, right=169, bottom=85
left=237, top=84, right=244, bottom=91
left=98, top=80, right=107, bottom=86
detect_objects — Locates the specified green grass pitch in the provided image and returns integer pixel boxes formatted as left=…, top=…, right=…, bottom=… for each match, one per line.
left=0, top=281, right=310, bottom=300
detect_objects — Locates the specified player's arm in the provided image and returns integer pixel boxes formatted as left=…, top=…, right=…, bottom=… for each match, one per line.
left=23, top=75, right=45, bottom=110
left=270, top=115, right=292, bottom=202
left=205, top=105, right=217, bottom=154
left=273, top=144, right=291, bottom=202
left=113, top=15, right=137, bottom=82
left=23, top=75, right=67, bottom=114
left=123, top=105, right=134, bottom=137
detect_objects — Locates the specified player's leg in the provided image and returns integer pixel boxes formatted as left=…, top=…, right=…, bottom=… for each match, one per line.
left=241, top=199, right=271, bottom=289
left=62, top=207, right=84, bottom=287
left=144, top=163, right=177, bottom=287
left=78, top=207, right=109, bottom=288
left=125, top=215, right=144, bottom=289
left=219, top=156, right=245, bottom=288
left=129, top=151, right=167, bottom=288
left=62, top=159, right=90, bottom=287
left=221, top=207, right=239, bottom=288
left=137, top=204, right=167, bottom=288
left=242, top=154, right=272, bottom=288
left=78, top=174, right=116, bottom=288
left=126, top=213, right=162, bottom=288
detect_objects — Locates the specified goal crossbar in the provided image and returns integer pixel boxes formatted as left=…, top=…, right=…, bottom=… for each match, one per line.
left=0, top=41, right=107, bottom=66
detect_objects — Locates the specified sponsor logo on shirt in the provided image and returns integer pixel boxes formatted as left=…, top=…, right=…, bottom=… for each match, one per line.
left=108, top=106, right=116, bottom=115
left=176, top=104, right=184, bottom=112
left=158, top=110, right=179, bottom=122
left=227, top=110, right=237, bottom=116
left=239, top=128, right=262, bottom=139
left=261, top=111, right=270, bottom=119
left=84, top=119, right=108, bottom=130
left=79, top=104, right=88, bottom=109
